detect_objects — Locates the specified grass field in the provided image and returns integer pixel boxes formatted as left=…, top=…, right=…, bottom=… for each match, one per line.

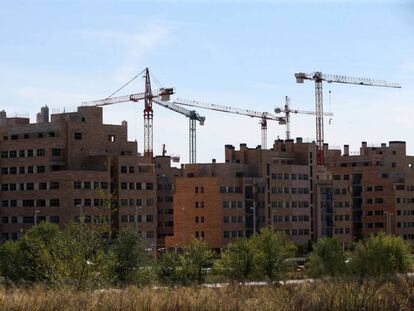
left=1, top=277, right=414, bottom=311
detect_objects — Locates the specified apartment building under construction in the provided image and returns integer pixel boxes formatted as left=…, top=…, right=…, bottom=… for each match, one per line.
left=1, top=105, right=414, bottom=250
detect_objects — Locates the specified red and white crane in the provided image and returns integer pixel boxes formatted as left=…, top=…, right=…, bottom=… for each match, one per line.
left=294, top=72, right=401, bottom=165
left=172, top=97, right=286, bottom=149
left=83, top=68, right=174, bottom=158
left=274, top=96, right=334, bottom=140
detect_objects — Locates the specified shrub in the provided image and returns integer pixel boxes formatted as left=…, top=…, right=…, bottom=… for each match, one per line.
left=350, top=232, right=413, bottom=279
left=307, top=238, right=347, bottom=278
left=250, top=227, right=296, bottom=283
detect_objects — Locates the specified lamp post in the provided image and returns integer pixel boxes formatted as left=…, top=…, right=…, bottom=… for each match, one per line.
left=34, top=210, right=40, bottom=225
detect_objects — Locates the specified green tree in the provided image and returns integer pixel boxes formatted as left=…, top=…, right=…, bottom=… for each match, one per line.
left=59, top=222, right=112, bottom=289
left=0, top=222, right=65, bottom=284
left=350, top=232, right=413, bottom=279
left=250, top=227, right=296, bottom=283
left=156, top=251, right=182, bottom=285
left=214, top=238, right=255, bottom=283
left=307, top=238, right=347, bottom=278
left=180, top=239, right=215, bottom=285
left=109, top=230, right=150, bottom=283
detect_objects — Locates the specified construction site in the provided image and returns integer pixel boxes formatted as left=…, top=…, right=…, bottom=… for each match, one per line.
left=0, top=67, right=410, bottom=251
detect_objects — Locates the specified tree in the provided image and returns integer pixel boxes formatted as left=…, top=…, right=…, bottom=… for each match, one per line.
left=156, top=251, right=183, bottom=285
left=350, top=232, right=413, bottom=279
left=0, top=222, right=65, bottom=284
left=307, top=238, right=347, bottom=278
left=181, top=239, right=215, bottom=284
left=109, top=230, right=150, bottom=283
left=250, top=227, right=296, bottom=283
left=58, top=222, right=112, bottom=289
left=214, top=238, right=255, bottom=283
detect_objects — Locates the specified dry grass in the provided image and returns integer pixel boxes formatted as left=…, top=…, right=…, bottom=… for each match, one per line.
left=1, top=277, right=414, bottom=311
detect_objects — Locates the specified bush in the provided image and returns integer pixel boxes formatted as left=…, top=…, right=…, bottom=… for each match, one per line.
left=214, top=238, right=255, bottom=283
left=307, top=238, right=347, bottom=278
left=109, top=230, right=151, bottom=284
left=250, top=227, right=296, bottom=283
left=350, top=232, right=413, bottom=279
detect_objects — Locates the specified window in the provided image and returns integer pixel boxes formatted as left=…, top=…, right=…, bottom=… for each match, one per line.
left=74, top=181, right=82, bottom=189
left=146, top=183, right=153, bottom=190
left=84, top=182, right=91, bottom=189
left=129, top=166, right=135, bottom=174
left=50, top=216, right=60, bottom=223
left=23, top=216, right=34, bottom=224
left=50, top=182, right=60, bottom=190
left=108, top=135, right=115, bottom=142
left=121, top=166, right=128, bottom=173
left=19, top=150, right=25, bottom=157
left=1, top=151, right=8, bottom=158
left=19, top=167, right=25, bottom=174
left=36, top=149, right=45, bottom=156
left=1, top=167, right=8, bottom=175
left=9, top=167, right=17, bottom=175
left=9, top=151, right=17, bottom=158
left=39, top=182, right=47, bottom=190
left=74, top=132, right=82, bottom=140
left=84, top=199, right=91, bottom=206
left=27, top=149, right=33, bottom=157
left=37, top=199, right=46, bottom=207
left=37, top=165, right=45, bottom=173
left=23, top=200, right=34, bottom=207
left=26, top=183, right=34, bottom=190
left=52, top=148, right=61, bottom=156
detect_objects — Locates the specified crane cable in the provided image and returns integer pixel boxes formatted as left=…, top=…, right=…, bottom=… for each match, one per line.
left=106, top=68, right=147, bottom=99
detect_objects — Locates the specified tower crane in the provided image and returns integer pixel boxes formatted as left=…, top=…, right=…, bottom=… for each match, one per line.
left=274, top=96, right=334, bottom=140
left=294, top=72, right=401, bottom=165
left=153, top=100, right=205, bottom=164
left=83, top=68, right=174, bottom=158
left=172, top=97, right=286, bottom=149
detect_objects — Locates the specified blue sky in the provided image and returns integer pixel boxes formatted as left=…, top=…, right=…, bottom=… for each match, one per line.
left=1, top=1, right=413, bottom=162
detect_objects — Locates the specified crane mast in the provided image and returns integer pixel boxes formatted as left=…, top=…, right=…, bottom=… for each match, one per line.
left=275, top=96, right=333, bottom=140
left=173, top=97, right=285, bottom=149
left=82, top=68, right=174, bottom=159
left=144, top=68, right=153, bottom=158
left=295, top=72, right=401, bottom=165
left=153, top=100, right=205, bottom=164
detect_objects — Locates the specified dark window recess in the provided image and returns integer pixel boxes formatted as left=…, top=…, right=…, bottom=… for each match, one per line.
left=50, top=182, right=60, bottom=190
left=108, top=135, right=115, bottom=142
left=50, top=199, right=60, bottom=207
left=37, top=165, right=46, bottom=173
left=50, top=216, right=60, bottom=223
left=51, top=165, right=61, bottom=171
left=74, top=132, right=82, bottom=140
left=52, top=148, right=62, bottom=156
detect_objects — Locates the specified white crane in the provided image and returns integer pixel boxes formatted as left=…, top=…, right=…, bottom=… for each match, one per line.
left=274, top=96, right=334, bottom=140
left=172, top=97, right=285, bottom=149
left=295, top=72, right=401, bottom=164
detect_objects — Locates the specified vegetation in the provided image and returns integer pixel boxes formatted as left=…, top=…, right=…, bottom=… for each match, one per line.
left=1, top=278, right=414, bottom=310
left=350, top=232, right=413, bottom=279
left=214, top=238, right=255, bottom=283
left=0, top=222, right=413, bottom=294
left=307, top=238, right=347, bottom=278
